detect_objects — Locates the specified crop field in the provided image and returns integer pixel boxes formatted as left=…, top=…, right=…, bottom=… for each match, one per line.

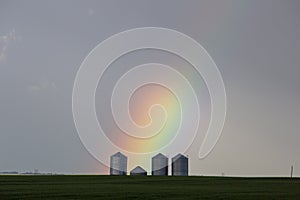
left=0, top=175, right=299, bottom=199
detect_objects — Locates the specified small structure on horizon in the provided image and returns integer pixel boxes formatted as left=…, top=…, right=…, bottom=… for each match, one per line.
left=171, top=154, right=188, bottom=176
left=130, top=166, right=147, bottom=176
left=152, top=153, right=168, bottom=176
left=110, top=152, right=127, bottom=175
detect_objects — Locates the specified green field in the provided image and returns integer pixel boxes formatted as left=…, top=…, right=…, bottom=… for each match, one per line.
left=0, top=175, right=299, bottom=199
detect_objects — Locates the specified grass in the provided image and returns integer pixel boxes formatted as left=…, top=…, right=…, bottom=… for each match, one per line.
left=0, top=175, right=299, bottom=199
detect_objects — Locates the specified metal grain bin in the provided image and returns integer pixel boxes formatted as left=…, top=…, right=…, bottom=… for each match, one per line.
left=171, top=154, right=188, bottom=176
left=130, top=166, right=147, bottom=176
left=110, top=152, right=127, bottom=175
left=152, top=153, right=168, bottom=176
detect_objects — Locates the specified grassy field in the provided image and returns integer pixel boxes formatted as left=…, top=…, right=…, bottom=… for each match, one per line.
left=0, top=175, right=299, bottom=199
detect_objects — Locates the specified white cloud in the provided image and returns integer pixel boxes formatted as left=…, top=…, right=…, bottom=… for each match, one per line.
left=0, top=30, right=18, bottom=42
left=27, top=79, right=58, bottom=94
left=0, top=29, right=20, bottom=63
left=0, top=46, right=7, bottom=62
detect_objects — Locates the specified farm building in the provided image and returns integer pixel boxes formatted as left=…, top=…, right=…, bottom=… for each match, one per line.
left=130, top=166, right=147, bottom=176
left=110, top=152, right=127, bottom=175
left=152, top=153, right=168, bottom=176
left=171, top=154, right=188, bottom=176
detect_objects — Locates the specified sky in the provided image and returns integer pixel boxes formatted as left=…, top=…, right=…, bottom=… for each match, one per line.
left=0, top=0, right=300, bottom=176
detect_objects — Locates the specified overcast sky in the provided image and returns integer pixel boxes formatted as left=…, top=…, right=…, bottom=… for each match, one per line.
left=0, top=0, right=300, bottom=176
